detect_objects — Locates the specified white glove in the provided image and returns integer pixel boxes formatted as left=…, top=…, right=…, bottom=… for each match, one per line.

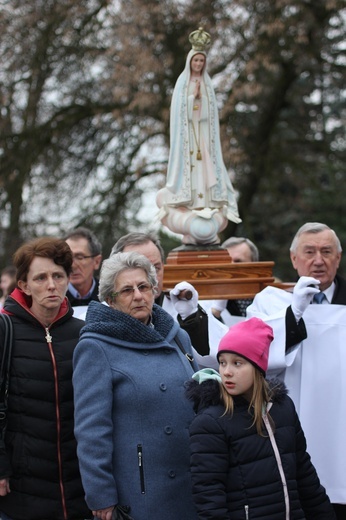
left=170, top=281, right=198, bottom=320
left=291, top=276, right=321, bottom=321
left=211, top=299, right=227, bottom=312
left=211, top=299, right=227, bottom=319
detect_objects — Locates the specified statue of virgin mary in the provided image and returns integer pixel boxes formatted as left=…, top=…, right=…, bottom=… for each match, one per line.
left=156, top=28, right=241, bottom=245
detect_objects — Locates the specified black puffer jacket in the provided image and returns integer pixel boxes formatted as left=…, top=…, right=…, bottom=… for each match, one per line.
left=0, top=289, right=91, bottom=520
left=186, top=378, right=335, bottom=520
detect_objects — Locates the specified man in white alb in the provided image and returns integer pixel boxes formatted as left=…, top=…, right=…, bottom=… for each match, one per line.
left=247, top=222, right=345, bottom=519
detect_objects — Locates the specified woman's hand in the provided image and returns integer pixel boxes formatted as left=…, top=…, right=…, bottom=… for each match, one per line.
left=92, top=505, right=115, bottom=520
left=0, top=478, right=10, bottom=496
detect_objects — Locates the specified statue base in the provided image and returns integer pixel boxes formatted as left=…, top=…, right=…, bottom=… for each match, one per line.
left=158, top=206, right=229, bottom=245
left=167, top=245, right=231, bottom=265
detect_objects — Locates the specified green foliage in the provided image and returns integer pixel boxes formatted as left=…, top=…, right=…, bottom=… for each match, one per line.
left=158, top=230, right=182, bottom=261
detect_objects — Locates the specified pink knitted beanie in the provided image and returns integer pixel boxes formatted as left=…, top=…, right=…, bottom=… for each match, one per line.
left=217, top=317, right=274, bottom=375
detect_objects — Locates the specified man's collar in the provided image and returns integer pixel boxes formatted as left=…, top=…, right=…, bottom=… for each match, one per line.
left=323, top=282, right=335, bottom=303
left=68, top=278, right=96, bottom=300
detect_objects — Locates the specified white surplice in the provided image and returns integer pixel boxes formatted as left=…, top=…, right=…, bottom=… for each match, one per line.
left=247, top=286, right=346, bottom=504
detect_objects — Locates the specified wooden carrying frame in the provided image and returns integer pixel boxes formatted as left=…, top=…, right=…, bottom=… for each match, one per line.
left=163, top=248, right=294, bottom=300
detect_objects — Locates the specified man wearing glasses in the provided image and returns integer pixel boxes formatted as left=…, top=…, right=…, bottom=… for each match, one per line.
left=63, top=227, right=102, bottom=317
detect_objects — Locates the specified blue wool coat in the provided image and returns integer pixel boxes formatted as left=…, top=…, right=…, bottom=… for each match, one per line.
left=73, top=301, right=199, bottom=520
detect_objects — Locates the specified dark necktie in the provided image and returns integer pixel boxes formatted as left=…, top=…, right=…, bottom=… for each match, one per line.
left=313, top=292, right=326, bottom=304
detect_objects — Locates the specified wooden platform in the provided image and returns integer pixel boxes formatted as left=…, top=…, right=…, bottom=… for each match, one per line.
left=166, top=247, right=234, bottom=265
left=162, top=248, right=292, bottom=300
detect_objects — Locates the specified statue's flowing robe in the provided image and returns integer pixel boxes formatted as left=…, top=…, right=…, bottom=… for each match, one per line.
left=157, top=49, right=240, bottom=223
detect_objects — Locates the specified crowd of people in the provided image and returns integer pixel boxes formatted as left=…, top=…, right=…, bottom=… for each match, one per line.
left=0, top=221, right=344, bottom=519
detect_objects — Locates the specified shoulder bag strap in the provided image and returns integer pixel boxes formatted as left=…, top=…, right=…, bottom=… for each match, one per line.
left=174, top=334, right=195, bottom=368
left=0, top=314, right=14, bottom=441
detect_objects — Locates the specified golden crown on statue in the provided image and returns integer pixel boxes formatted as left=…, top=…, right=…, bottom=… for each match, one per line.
left=189, top=27, right=211, bottom=51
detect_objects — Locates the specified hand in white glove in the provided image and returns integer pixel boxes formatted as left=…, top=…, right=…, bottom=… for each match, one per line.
left=291, top=276, right=321, bottom=321
left=211, top=299, right=227, bottom=319
left=170, top=281, right=198, bottom=320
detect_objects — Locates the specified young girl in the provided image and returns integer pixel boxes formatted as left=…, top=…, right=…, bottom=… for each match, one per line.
left=186, top=317, right=335, bottom=519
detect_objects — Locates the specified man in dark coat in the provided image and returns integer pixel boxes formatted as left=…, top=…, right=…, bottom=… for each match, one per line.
left=63, top=227, right=102, bottom=317
left=211, top=236, right=259, bottom=320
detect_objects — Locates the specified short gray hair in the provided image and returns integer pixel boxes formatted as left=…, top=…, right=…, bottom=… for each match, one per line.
left=98, top=251, right=158, bottom=302
left=222, top=237, right=259, bottom=262
left=110, top=232, right=165, bottom=262
left=63, top=226, right=102, bottom=256
left=290, top=222, right=342, bottom=253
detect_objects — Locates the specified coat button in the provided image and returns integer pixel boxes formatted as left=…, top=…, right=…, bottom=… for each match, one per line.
left=168, top=470, right=176, bottom=478
left=160, top=383, right=167, bottom=391
left=164, top=426, right=173, bottom=435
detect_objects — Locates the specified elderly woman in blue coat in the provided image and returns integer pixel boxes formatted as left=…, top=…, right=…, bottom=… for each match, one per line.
left=73, top=251, right=199, bottom=520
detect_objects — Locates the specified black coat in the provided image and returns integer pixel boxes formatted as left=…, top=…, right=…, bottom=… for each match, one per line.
left=0, top=289, right=91, bottom=520
left=186, top=379, right=335, bottom=520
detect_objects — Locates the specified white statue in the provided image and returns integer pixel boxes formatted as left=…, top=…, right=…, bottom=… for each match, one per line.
left=156, top=28, right=241, bottom=245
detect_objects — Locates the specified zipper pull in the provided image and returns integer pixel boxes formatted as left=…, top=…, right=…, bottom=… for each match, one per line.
left=137, top=444, right=145, bottom=494
left=137, top=445, right=142, bottom=466
left=45, top=328, right=52, bottom=343
left=244, top=505, right=249, bottom=519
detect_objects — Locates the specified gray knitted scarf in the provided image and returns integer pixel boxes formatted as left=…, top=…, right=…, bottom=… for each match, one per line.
left=81, top=300, right=176, bottom=344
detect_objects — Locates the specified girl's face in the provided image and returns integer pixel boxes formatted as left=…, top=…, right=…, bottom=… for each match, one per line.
left=190, top=53, right=205, bottom=75
left=219, top=352, right=255, bottom=401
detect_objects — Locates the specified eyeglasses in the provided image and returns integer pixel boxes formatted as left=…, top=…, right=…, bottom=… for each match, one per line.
left=111, top=283, right=153, bottom=299
left=72, top=254, right=98, bottom=262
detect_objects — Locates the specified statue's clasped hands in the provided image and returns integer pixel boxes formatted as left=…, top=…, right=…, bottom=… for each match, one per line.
left=194, top=79, right=201, bottom=99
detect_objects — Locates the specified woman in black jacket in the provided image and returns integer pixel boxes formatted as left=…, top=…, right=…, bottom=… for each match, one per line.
left=186, top=317, right=335, bottom=520
left=0, top=237, right=91, bottom=520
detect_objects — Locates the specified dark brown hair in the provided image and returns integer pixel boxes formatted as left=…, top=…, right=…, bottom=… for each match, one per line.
left=13, top=237, right=73, bottom=282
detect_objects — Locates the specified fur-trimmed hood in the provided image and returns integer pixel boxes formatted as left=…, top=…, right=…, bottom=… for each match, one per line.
left=185, top=374, right=288, bottom=413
